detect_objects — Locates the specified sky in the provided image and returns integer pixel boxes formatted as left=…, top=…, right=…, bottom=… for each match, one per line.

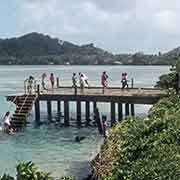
left=1, top=0, right=180, bottom=54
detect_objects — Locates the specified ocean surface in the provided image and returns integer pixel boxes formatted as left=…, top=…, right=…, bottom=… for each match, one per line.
left=0, top=65, right=170, bottom=179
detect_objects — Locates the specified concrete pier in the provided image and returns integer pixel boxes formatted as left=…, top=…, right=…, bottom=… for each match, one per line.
left=6, top=86, right=166, bottom=128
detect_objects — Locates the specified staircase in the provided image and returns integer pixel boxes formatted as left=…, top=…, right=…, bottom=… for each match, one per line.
left=11, top=94, right=37, bottom=129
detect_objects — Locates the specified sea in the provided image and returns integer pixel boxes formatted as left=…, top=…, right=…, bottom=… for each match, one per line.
left=0, top=65, right=170, bottom=179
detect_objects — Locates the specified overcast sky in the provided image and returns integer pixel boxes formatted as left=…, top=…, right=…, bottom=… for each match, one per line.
left=1, top=0, right=180, bottom=54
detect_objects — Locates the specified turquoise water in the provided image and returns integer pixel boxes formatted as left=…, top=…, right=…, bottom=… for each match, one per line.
left=0, top=65, right=170, bottom=179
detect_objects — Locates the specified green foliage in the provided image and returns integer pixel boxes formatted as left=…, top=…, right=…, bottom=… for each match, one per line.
left=155, top=72, right=176, bottom=89
left=16, top=161, right=53, bottom=180
left=92, top=96, right=180, bottom=180
left=61, top=176, right=75, bottom=180
left=0, top=174, right=14, bottom=180
left=0, top=162, right=76, bottom=180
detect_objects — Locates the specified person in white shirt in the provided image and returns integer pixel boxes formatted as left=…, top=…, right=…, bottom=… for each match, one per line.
left=3, top=111, right=11, bottom=133
left=79, top=72, right=90, bottom=87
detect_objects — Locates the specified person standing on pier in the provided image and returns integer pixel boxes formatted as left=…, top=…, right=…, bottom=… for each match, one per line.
left=101, top=71, right=108, bottom=94
left=80, top=74, right=85, bottom=93
left=50, top=73, right=55, bottom=90
left=72, top=73, right=77, bottom=88
left=72, top=73, right=78, bottom=94
left=42, top=73, right=47, bottom=90
left=79, top=72, right=90, bottom=87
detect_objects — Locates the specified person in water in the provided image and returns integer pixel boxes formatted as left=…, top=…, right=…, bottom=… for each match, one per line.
left=50, top=73, right=55, bottom=89
left=101, top=71, right=108, bottom=94
left=3, top=111, right=12, bottom=133
left=75, top=136, right=85, bottom=142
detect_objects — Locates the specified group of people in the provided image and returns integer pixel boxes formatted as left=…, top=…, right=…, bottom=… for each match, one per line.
left=42, top=73, right=55, bottom=90
left=72, top=72, right=90, bottom=93
left=101, top=71, right=129, bottom=93
left=25, top=71, right=129, bottom=94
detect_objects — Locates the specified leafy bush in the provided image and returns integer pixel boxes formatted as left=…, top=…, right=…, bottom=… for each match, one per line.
left=0, top=162, right=77, bottom=180
left=16, top=161, right=53, bottom=180
left=92, top=96, right=180, bottom=180
left=0, top=174, right=14, bottom=180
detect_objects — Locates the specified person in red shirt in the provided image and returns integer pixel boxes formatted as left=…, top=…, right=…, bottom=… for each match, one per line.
left=101, top=71, right=108, bottom=94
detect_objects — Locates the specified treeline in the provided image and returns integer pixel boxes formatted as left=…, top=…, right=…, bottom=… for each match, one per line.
left=0, top=32, right=180, bottom=65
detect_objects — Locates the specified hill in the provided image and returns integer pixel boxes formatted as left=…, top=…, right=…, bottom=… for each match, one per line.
left=0, top=32, right=179, bottom=65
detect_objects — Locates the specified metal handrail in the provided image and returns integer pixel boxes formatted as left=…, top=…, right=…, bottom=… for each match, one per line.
left=17, top=94, right=30, bottom=114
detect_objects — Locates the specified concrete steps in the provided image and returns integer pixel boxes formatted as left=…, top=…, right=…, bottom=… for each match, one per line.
left=11, top=95, right=37, bottom=129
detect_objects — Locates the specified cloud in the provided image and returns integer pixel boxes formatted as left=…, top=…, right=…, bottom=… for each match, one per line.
left=16, top=0, right=180, bottom=53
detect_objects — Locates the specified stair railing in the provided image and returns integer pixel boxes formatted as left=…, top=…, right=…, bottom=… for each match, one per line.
left=17, top=94, right=30, bottom=114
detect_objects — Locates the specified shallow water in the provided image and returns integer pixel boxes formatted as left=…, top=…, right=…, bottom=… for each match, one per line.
left=0, top=65, right=169, bottom=179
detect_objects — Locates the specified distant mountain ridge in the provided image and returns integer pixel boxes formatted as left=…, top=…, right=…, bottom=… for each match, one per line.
left=0, top=32, right=179, bottom=65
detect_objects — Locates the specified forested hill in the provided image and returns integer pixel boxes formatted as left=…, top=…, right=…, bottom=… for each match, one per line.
left=0, top=32, right=179, bottom=65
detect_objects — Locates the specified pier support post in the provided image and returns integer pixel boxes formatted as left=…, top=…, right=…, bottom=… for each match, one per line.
left=57, top=101, right=61, bottom=121
left=93, top=101, right=97, bottom=114
left=131, top=104, right=135, bottom=116
left=64, top=100, right=69, bottom=126
left=85, top=101, right=90, bottom=126
left=125, top=103, right=130, bottom=117
left=77, top=101, right=81, bottom=126
left=118, top=103, right=123, bottom=122
left=35, top=99, right=40, bottom=125
left=131, top=78, right=134, bottom=88
left=47, top=101, right=52, bottom=121
left=111, top=102, right=116, bottom=127
left=56, top=77, right=60, bottom=88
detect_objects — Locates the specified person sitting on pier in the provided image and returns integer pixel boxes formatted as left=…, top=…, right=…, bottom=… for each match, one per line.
left=50, top=73, right=55, bottom=90
left=101, top=71, right=108, bottom=94
left=79, top=72, right=90, bottom=87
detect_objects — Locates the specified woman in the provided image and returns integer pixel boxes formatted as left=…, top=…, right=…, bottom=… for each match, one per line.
left=3, top=111, right=11, bottom=133
left=50, top=73, right=55, bottom=89
left=101, top=71, right=108, bottom=94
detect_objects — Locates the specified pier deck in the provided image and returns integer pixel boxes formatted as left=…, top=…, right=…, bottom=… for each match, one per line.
left=6, top=86, right=166, bottom=128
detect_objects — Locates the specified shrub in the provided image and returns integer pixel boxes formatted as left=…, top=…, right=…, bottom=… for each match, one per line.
left=92, top=96, right=180, bottom=180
